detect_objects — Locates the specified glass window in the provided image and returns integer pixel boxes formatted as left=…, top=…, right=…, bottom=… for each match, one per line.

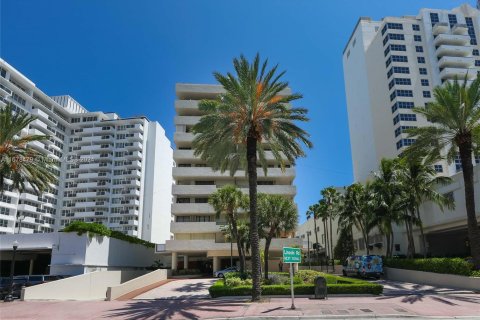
left=412, top=24, right=420, bottom=31
left=421, top=79, right=429, bottom=86
left=423, top=91, right=431, bottom=98
left=415, top=46, right=424, bottom=53
left=417, top=57, right=425, bottom=64
left=414, top=35, right=421, bottom=42
left=419, top=68, right=428, bottom=75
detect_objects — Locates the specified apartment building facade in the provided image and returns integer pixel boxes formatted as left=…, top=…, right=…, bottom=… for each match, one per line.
left=0, top=59, right=173, bottom=244
left=166, top=83, right=301, bottom=272
left=342, top=4, right=480, bottom=257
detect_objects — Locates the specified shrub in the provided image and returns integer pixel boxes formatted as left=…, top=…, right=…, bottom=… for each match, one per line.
left=471, top=270, right=480, bottom=277
left=264, top=273, right=289, bottom=285
left=225, top=276, right=252, bottom=286
left=208, top=280, right=383, bottom=298
left=384, top=257, right=474, bottom=276
left=62, top=221, right=155, bottom=248
left=295, top=270, right=340, bottom=284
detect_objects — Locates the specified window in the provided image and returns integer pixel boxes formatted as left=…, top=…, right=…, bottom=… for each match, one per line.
left=384, top=46, right=390, bottom=57
left=0, top=207, right=9, bottom=215
left=382, top=22, right=403, bottom=35
left=455, top=155, right=462, bottom=172
left=465, top=17, right=477, bottom=45
left=419, top=68, right=428, bottom=75
left=389, top=33, right=405, bottom=41
left=414, top=35, right=422, bottom=42
left=391, top=101, right=415, bottom=113
left=391, top=44, right=407, bottom=52
left=423, top=91, right=431, bottom=98
left=395, top=78, right=411, bottom=85
left=415, top=46, right=424, bottom=53
left=448, top=14, right=457, bottom=28
left=476, top=60, right=480, bottom=67
left=474, top=49, right=479, bottom=56
left=412, top=24, right=420, bottom=31
left=396, top=138, right=416, bottom=149
left=392, top=55, right=408, bottom=63
left=389, top=79, right=394, bottom=90
left=417, top=57, right=425, bottom=64
left=387, top=68, right=393, bottom=78
left=397, top=90, right=413, bottom=97
left=421, top=79, right=429, bottom=86
left=430, top=12, right=439, bottom=26
left=385, top=56, right=391, bottom=67
left=434, top=165, right=443, bottom=173
left=394, top=125, right=416, bottom=137
left=393, top=66, right=409, bottom=74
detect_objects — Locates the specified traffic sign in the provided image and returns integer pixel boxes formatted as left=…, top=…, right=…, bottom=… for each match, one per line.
left=283, top=247, right=301, bottom=264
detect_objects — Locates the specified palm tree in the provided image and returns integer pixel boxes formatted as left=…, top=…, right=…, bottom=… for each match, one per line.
left=320, top=187, right=340, bottom=260
left=209, top=185, right=249, bottom=273
left=192, top=54, right=312, bottom=300
left=338, top=183, right=374, bottom=255
left=398, top=158, right=454, bottom=258
left=258, top=193, right=297, bottom=279
left=370, top=158, right=405, bottom=257
left=0, top=104, right=56, bottom=194
left=306, top=203, right=321, bottom=263
left=404, top=77, right=480, bottom=267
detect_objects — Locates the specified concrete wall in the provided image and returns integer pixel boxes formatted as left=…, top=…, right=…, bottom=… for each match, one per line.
left=106, top=269, right=168, bottom=300
left=385, top=267, right=480, bottom=291
left=21, top=270, right=146, bottom=301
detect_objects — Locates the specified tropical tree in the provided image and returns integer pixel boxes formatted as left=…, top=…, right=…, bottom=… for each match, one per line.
left=404, top=77, right=480, bottom=267
left=398, top=158, right=454, bottom=258
left=258, top=193, right=297, bottom=278
left=305, top=203, right=321, bottom=263
left=338, top=183, right=374, bottom=255
left=209, top=185, right=249, bottom=273
left=192, top=54, right=312, bottom=300
left=320, top=187, right=341, bottom=260
left=370, top=158, right=405, bottom=258
left=0, top=104, right=56, bottom=194
left=334, top=226, right=355, bottom=262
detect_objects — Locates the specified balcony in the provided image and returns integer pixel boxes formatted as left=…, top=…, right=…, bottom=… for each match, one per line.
left=75, top=201, right=97, bottom=208
left=438, top=56, right=474, bottom=69
left=125, top=151, right=142, bottom=160
left=436, top=45, right=472, bottom=58
left=171, top=203, right=214, bottom=214
left=77, top=182, right=98, bottom=189
left=125, top=142, right=143, bottom=151
left=173, top=184, right=296, bottom=196
left=434, top=33, right=470, bottom=47
left=174, top=132, right=195, bottom=146
left=19, top=193, right=39, bottom=202
left=172, top=167, right=295, bottom=179
left=126, top=230, right=138, bottom=237
left=17, top=203, right=38, bottom=213
left=76, top=191, right=97, bottom=198
left=452, top=24, right=469, bottom=35
left=440, top=67, right=477, bottom=80
left=175, top=100, right=202, bottom=116
left=0, top=83, right=12, bottom=96
left=170, top=222, right=220, bottom=233
left=174, top=116, right=201, bottom=126
left=432, top=22, right=449, bottom=36
left=31, top=108, right=49, bottom=120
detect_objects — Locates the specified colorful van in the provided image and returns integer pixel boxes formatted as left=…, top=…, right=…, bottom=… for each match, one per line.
left=342, top=255, right=383, bottom=278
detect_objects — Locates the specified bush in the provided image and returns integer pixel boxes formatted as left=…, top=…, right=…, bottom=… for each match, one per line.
left=225, top=276, right=252, bottom=286
left=384, top=257, right=474, bottom=276
left=208, top=280, right=383, bottom=298
left=264, top=273, right=289, bottom=285
left=62, top=221, right=155, bottom=248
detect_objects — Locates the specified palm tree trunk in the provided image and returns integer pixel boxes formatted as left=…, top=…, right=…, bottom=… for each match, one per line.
left=264, top=236, right=272, bottom=279
left=329, top=216, right=334, bottom=260
left=230, top=218, right=245, bottom=273
left=459, top=141, right=480, bottom=268
left=416, top=204, right=427, bottom=258
left=247, top=136, right=261, bottom=301
left=313, top=218, right=320, bottom=264
left=324, top=219, right=329, bottom=258
left=386, top=233, right=391, bottom=258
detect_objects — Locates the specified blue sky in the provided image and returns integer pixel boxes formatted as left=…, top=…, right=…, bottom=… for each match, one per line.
left=1, top=0, right=468, bottom=223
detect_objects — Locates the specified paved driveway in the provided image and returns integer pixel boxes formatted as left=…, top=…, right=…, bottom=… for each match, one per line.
left=372, top=279, right=476, bottom=295
left=134, top=278, right=217, bottom=300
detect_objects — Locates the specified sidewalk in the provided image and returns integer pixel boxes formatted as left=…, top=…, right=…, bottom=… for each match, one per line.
left=1, top=294, right=479, bottom=319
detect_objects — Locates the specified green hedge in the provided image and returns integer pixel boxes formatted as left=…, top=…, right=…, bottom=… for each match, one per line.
left=209, top=279, right=383, bottom=298
left=62, top=221, right=155, bottom=248
left=384, top=258, right=475, bottom=276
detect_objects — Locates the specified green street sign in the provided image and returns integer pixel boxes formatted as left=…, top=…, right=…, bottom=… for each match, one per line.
left=283, top=247, right=301, bottom=263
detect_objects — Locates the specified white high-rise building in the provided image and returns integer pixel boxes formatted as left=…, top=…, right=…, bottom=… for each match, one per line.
left=0, top=59, right=173, bottom=244
left=166, top=83, right=301, bottom=273
left=342, top=4, right=480, bottom=257
left=343, top=4, right=480, bottom=182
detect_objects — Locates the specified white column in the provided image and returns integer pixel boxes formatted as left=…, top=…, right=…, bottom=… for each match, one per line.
left=213, top=256, right=220, bottom=273
left=29, top=259, right=34, bottom=275
left=183, top=255, right=189, bottom=269
left=172, top=252, right=178, bottom=270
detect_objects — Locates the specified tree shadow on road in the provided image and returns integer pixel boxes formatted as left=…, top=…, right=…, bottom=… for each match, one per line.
left=103, top=299, right=246, bottom=320
left=376, top=294, right=480, bottom=306
left=173, top=281, right=215, bottom=293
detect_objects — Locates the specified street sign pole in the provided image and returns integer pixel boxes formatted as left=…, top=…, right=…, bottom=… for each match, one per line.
left=290, top=262, right=295, bottom=310
left=283, top=247, right=301, bottom=311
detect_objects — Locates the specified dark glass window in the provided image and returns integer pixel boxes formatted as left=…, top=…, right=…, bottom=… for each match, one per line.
left=419, top=68, right=428, bottom=75
left=412, top=24, right=420, bottom=31
left=421, top=79, right=429, bottom=86
left=423, top=91, right=431, bottom=98
left=414, top=35, right=422, bottom=42
left=417, top=57, right=425, bottom=64
left=415, top=46, right=424, bottom=53
left=430, top=12, right=439, bottom=26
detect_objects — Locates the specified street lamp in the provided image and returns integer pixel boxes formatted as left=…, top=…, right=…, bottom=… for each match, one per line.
left=4, top=240, right=19, bottom=302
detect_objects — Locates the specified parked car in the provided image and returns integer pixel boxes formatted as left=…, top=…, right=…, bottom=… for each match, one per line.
left=213, top=266, right=238, bottom=278
left=342, top=255, right=383, bottom=279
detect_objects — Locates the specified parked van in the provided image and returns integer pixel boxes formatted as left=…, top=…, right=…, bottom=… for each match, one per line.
left=342, top=255, right=383, bottom=278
